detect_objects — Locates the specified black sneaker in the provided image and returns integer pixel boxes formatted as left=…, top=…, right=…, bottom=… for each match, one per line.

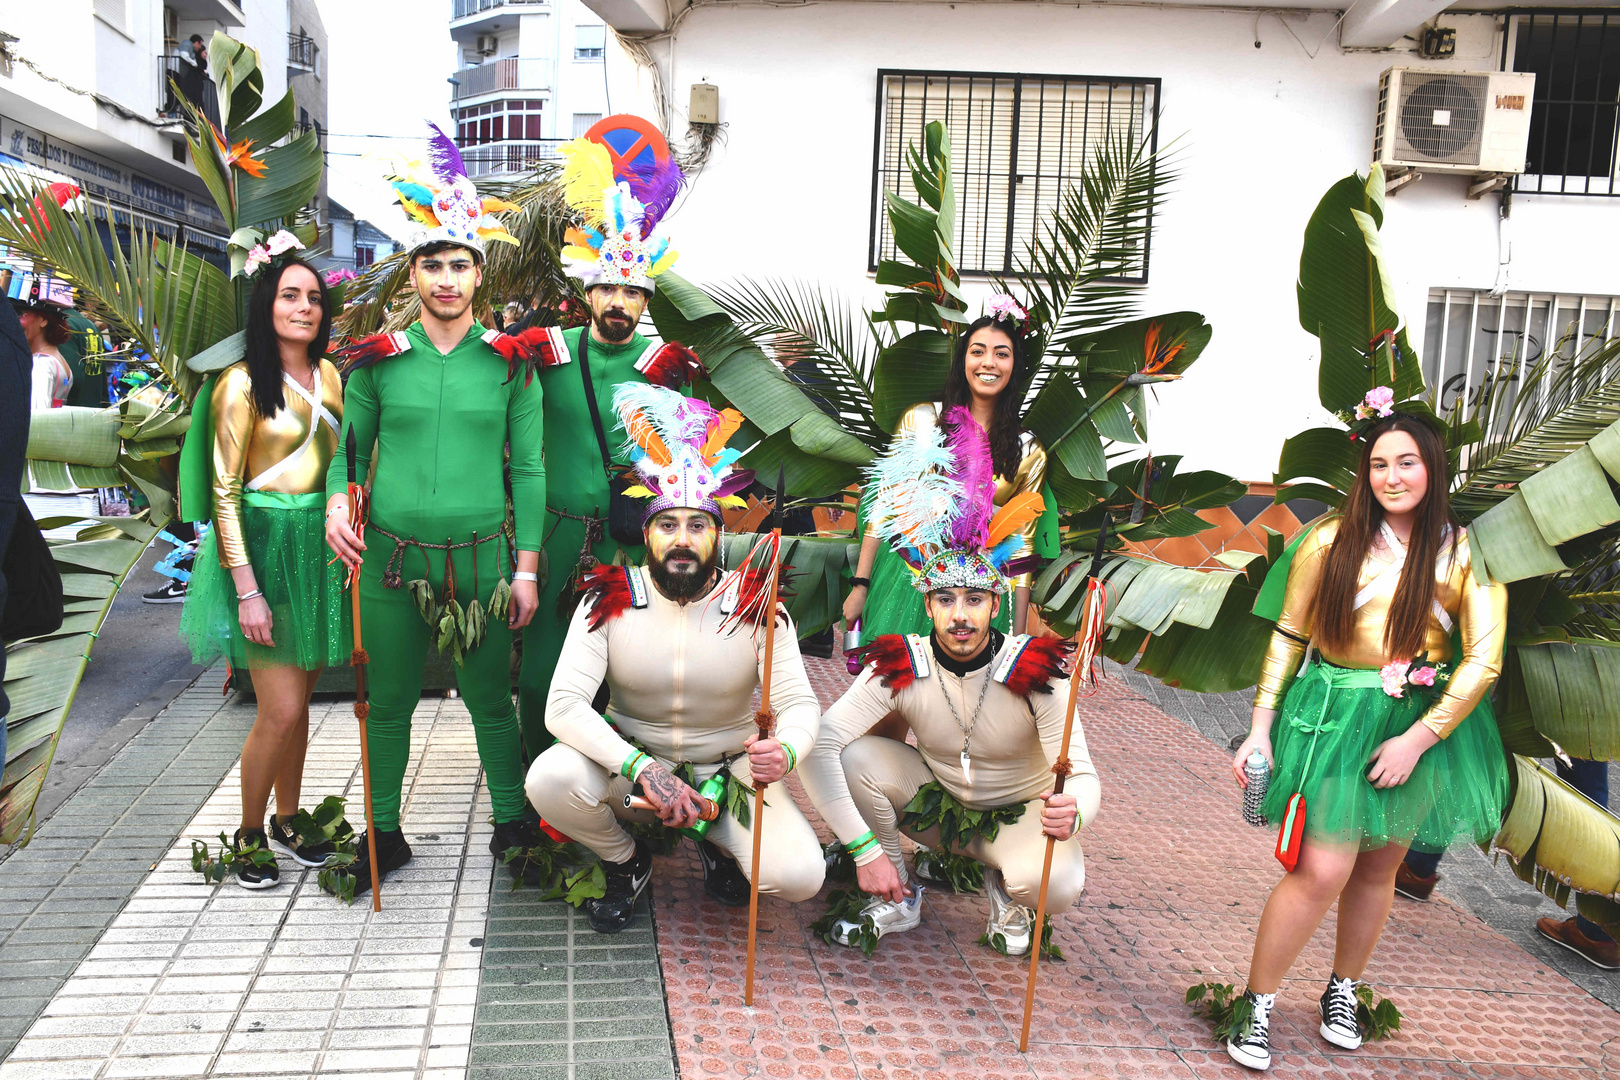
left=1225, top=989, right=1275, bottom=1070
left=490, top=820, right=546, bottom=885
left=696, top=839, right=750, bottom=907
left=1319, top=972, right=1363, bottom=1050
left=232, top=828, right=279, bottom=890
left=268, top=813, right=337, bottom=868
left=142, top=579, right=187, bottom=604
left=584, top=839, right=652, bottom=934
left=341, top=829, right=412, bottom=897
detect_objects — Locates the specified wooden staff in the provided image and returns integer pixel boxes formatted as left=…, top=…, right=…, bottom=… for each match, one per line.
left=744, top=465, right=787, bottom=1007
left=346, top=430, right=382, bottom=910
left=1019, top=515, right=1111, bottom=1051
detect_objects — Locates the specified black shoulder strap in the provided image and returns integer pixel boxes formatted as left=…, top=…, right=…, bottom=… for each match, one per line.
left=576, top=330, right=614, bottom=477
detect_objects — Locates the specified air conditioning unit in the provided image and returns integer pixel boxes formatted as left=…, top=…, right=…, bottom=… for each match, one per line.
left=1373, top=68, right=1536, bottom=175
left=475, top=34, right=498, bottom=56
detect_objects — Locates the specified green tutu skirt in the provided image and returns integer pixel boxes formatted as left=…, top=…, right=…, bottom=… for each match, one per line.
left=1259, top=656, right=1509, bottom=854
left=860, top=538, right=1012, bottom=637
left=180, top=492, right=346, bottom=671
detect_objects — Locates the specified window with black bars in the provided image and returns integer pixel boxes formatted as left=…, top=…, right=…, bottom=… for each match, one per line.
left=869, top=69, right=1159, bottom=278
left=1508, top=10, right=1620, bottom=195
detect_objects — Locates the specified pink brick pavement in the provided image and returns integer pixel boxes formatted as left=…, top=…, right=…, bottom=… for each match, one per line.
left=646, top=647, right=1620, bottom=1079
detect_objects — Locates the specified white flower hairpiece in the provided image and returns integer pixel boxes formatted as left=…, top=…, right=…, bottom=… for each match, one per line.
left=242, top=230, right=306, bottom=277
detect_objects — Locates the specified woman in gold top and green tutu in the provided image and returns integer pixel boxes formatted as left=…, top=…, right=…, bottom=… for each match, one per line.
left=179, top=252, right=346, bottom=889
left=1224, top=411, right=1509, bottom=1071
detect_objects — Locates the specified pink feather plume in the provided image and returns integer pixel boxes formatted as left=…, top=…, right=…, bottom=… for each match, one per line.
left=941, top=406, right=995, bottom=549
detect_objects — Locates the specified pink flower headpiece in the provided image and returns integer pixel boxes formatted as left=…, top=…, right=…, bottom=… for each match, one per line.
left=985, top=293, right=1028, bottom=327
left=242, top=230, right=306, bottom=277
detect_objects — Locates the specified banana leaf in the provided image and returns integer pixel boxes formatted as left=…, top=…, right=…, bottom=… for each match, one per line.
left=1514, top=639, right=1620, bottom=760
left=2, top=515, right=164, bottom=844
left=1494, top=755, right=1620, bottom=902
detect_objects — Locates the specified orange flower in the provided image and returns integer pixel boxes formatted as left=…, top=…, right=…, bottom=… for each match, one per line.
left=208, top=120, right=268, bottom=178
left=1142, top=322, right=1184, bottom=376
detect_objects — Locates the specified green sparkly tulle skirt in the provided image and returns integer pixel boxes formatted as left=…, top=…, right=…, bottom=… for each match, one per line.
left=1259, top=656, right=1509, bottom=854
left=179, top=493, right=346, bottom=671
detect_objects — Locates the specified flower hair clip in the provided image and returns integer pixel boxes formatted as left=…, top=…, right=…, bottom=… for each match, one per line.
left=242, top=230, right=306, bottom=277
left=985, top=293, right=1028, bottom=327
left=1341, top=386, right=1396, bottom=442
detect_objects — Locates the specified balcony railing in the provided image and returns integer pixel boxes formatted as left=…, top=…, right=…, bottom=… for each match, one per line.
left=462, top=141, right=564, bottom=178
left=450, top=58, right=549, bottom=100
left=288, top=33, right=319, bottom=72
left=453, top=0, right=548, bottom=19
left=157, top=54, right=218, bottom=125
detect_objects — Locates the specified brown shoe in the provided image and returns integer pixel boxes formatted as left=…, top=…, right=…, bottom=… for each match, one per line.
left=1394, top=861, right=1438, bottom=901
left=1537, top=917, right=1620, bottom=970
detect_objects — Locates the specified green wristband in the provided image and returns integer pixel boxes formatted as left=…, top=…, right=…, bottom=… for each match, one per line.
left=783, top=744, right=797, bottom=774
left=846, top=831, right=880, bottom=859
left=621, top=751, right=650, bottom=780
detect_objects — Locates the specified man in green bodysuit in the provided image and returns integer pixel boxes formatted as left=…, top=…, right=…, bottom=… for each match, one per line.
left=515, top=118, right=703, bottom=760
left=324, top=132, right=555, bottom=894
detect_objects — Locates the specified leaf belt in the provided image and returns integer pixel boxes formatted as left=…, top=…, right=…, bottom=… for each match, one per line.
left=369, top=523, right=514, bottom=664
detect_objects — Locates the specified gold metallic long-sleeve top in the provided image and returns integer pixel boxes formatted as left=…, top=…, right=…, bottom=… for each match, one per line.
left=210, top=360, right=343, bottom=568
left=866, top=403, right=1050, bottom=587
left=1253, top=518, right=1509, bottom=739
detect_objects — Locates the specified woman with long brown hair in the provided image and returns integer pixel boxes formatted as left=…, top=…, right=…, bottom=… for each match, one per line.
left=179, top=254, right=346, bottom=888
left=1226, top=413, right=1510, bottom=1071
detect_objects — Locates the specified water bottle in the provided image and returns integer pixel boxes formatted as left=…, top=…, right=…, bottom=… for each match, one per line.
left=682, top=772, right=731, bottom=841
left=844, top=618, right=863, bottom=676
left=1242, top=751, right=1271, bottom=827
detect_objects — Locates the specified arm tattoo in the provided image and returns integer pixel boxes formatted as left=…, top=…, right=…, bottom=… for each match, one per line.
left=642, top=764, right=684, bottom=806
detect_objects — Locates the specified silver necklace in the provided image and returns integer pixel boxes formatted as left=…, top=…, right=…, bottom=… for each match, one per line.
left=937, top=664, right=992, bottom=784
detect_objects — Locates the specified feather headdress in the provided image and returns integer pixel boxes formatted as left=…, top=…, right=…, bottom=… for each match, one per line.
left=557, top=115, right=684, bottom=292
left=381, top=123, right=520, bottom=258
left=863, top=407, right=1044, bottom=594
left=612, top=383, right=752, bottom=525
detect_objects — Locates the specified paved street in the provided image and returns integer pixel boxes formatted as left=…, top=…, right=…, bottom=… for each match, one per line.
left=1, top=642, right=1615, bottom=1079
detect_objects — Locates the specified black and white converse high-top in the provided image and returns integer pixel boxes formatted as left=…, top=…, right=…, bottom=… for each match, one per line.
left=1225, top=989, right=1276, bottom=1070
left=1319, top=972, right=1363, bottom=1049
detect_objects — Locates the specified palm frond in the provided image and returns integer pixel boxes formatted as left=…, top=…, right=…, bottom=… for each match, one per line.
left=1494, top=755, right=1620, bottom=909
left=1452, top=336, right=1620, bottom=517
left=1008, top=130, right=1175, bottom=397
left=0, top=169, right=210, bottom=400
left=703, top=279, right=884, bottom=445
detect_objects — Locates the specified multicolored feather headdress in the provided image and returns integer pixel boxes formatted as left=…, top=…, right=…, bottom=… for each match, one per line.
left=611, top=383, right=753, bottom=525
left=558, top=115, right=683, bottom=292
left=864, top=407, right=1044, bottom=594
left=383, top=123, right=521, bottom=258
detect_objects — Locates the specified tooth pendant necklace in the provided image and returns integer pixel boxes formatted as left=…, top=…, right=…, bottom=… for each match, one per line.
left=938, top=665, right=992, bottom=784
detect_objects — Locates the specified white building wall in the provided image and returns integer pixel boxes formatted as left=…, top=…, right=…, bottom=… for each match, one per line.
left=608, top=4, right=1620, bottom=482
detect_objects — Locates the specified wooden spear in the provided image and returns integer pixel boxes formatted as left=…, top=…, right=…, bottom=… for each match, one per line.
left=346, top=430, right=382, bottom=910
left=744, top=465, right=787, bottom=1007
left=1018, top=514, right=1110, bottom=1051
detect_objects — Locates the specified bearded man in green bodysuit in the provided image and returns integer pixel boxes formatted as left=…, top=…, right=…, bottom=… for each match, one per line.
left=323, top=128, right=560, bottom=895
left=514, top=117, right=704, bottom=761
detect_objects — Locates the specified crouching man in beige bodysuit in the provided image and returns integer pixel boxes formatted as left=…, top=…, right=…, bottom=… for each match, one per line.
left=801, top=585, right=1101, bottom=955
left=525, top=383, right=825, bottom=934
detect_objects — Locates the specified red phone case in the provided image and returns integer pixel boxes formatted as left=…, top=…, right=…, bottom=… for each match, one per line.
left=1275, top=793, right=1306, bottom=871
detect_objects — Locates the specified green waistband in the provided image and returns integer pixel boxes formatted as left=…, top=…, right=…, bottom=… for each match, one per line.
left=241, top=491, right=326, bottom=510
left=1308, top=659, right=1388, bottom=690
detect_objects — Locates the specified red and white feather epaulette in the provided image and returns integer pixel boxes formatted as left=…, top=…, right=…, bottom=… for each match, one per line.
left=856, top=633, right=932, bottom=692
left=578, top=564, right=649, bottom=631
left=483, top=326, right=571, bottom=386
left=635, top=341, right=705, bottom=389
left=992, top=634, right=1076, bottom=697
left=334, top=331, right=411, bottom=372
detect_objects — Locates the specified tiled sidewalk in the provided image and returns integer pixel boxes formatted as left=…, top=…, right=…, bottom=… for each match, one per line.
left=648, top=654, right=1620, bottom=1080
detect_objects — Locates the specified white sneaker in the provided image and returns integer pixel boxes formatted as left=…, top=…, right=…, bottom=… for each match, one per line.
left=832, top=888, right=924, bottom=946
left=984, top=869, right=1033, bottom=956
left=1226, top=990, right=1276, bottom=1070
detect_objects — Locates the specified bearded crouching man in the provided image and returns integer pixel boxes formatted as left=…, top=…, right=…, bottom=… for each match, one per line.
left=524, top=383, right=825, bottom=933
left=798, top=405, right=1102, bottom=955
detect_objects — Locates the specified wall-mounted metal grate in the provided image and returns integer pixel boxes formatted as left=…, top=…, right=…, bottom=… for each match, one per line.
left=1507, top=10, right=1620, bottom=195
left=1423, top=287, right=1620, bottom=424
left=869, top=69, right=1159, bottom=278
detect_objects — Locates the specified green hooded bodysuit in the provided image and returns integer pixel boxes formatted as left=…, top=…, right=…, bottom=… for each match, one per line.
left=516, top=325, right=653, bottom=758
left=325, top=320, right=544, bottom=830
